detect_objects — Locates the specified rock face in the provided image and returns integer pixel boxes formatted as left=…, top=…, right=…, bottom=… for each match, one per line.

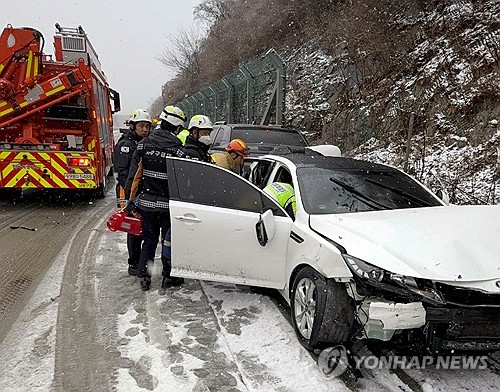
left=281, top=1, right=499, bottom=204
left=285, top=1, right=499, bottom=148
left=157, top=0, right=499, bottom=204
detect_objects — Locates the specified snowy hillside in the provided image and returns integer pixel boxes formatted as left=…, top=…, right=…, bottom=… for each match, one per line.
left=283, top=0, right=499, bottom=205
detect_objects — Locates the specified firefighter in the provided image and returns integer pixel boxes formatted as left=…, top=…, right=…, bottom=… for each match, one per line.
left=263, top=182, right=297, bottom=220
left=183, top=114, right=214, bottom=162
left=159, top=114, right=215, bottom=279
left=113, top=109, right=152, bottom=276
left=125, top=105, right=187, bottom=291
left=211, top=138, right=249, bottom=173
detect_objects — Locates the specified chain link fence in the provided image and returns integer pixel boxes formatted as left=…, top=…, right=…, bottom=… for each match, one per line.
left=177, top=49, right=285, bottom=125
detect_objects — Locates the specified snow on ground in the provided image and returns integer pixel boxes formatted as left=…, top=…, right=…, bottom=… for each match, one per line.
left=350, top=129, right=500, bottom=205
left=0, top=215, right=89, bottom=391
left=1, top=198, right=499, bottom=391
left=0, top=210, right=349, bottom=391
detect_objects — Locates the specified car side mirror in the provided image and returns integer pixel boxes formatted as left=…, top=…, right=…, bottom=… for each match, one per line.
left=255, top=209, right=276, bottom=246
left=436, top=189, right=450, bottom=205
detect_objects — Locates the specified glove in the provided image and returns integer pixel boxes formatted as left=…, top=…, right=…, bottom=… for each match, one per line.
left=123, top=199, right=136, bottom=215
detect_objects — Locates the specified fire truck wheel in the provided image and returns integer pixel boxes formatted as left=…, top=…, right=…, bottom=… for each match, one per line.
left=96, top=166, right=108, bottom=198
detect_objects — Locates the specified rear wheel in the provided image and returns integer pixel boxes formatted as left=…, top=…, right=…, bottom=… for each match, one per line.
left=291, top=266, right=355, bottom=350
left=96, top=164, right=108, bottom=198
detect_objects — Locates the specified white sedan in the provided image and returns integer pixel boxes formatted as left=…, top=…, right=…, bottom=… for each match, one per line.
left=165, top=147, right=500, bottom=352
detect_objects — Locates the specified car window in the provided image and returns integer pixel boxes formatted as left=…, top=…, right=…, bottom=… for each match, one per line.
left=273, top=166, right=292, bottom=184
left=211, top=126, right=229, bottom=147
left=170, top=158, right=286, bottom=216
left=213, top=126, right=231, bottom=147
left=241, top=160, right=254, bottom=180
left=210, top=127, right=222, bottom=146
left=232, top=128, right=308, bottom=147
left=298, top=167, right=441, bottom=214
left=247, top=160, right=275, bottom=189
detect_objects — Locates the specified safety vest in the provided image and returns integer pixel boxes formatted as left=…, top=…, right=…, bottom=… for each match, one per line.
left=264, top=182, right=297, bottom=214
left=177, top=129, right=189, bottom=145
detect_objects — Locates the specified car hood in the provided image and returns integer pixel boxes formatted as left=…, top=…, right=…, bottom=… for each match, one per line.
left=309, top=205, right=500, bottom=282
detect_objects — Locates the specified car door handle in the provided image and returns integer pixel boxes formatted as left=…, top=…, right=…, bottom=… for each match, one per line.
left=174, top=215, right=202, bottom=223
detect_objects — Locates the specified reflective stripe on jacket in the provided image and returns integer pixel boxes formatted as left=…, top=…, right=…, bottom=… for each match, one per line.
left=177, top=129, right=189, bottom=145
left=125, top=129, right=186, bottom=211
left=264, top=182, right=297, bottom=214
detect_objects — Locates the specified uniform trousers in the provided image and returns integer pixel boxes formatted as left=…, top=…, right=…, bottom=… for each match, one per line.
left=137, top=209, right=172, bottom=278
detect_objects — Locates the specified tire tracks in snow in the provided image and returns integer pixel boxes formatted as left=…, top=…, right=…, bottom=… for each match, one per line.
left=52, top=196, right=117, bottom=392
left=0, top=201, right=88, bottom=344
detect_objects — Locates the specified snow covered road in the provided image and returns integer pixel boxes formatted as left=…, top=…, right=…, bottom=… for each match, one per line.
left=0, top=192, right=499, bottom=391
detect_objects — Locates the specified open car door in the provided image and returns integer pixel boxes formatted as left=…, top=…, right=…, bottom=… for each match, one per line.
left=166, top=157, right=293, bottom=289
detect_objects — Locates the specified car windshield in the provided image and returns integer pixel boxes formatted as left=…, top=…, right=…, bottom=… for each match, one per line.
left=297, top=166, right=442, bottom=214
left=232, top=128, right=308, bottom=146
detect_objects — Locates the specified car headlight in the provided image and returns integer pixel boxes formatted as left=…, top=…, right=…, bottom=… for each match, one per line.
left=343, top=254, right=445, bottom=305
left=343, top=254, right=385, bottom=282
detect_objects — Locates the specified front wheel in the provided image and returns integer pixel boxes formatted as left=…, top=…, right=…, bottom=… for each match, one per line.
left=290, top=266, right=355, bottom=350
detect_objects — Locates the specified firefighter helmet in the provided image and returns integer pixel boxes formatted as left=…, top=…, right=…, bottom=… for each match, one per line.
left=226, top=138, right=250, bottom=157
left=129, top=109, right=152, bottom=124
left=159, top=105, right=187, bottom=127
left=188, top=115, right=213, bottom=131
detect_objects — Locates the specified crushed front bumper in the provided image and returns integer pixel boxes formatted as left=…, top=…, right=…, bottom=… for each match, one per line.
left=425, top=307, right=500, bottom=352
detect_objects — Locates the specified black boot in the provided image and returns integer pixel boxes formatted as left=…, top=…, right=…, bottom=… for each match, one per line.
left=161, top=276, right=185, bottom=289
left=128, top=265, right=139, bottom=276
left=140, top=277, right=151, bottom=291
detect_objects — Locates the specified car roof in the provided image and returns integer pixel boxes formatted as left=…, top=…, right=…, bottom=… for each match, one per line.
left=223, top=124, right=302, bottom=134
left=263, top=148, right=397, bottom=172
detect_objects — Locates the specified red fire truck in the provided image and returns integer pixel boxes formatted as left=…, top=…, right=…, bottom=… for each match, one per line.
left=0, top=24, right=120, bottom=196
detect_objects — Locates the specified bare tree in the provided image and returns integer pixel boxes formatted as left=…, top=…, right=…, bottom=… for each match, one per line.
left=194, top=0, right=235, bottom=28
left=147, top=96, right=165, bottom=119
left=156, top=27, right=204, bottom=85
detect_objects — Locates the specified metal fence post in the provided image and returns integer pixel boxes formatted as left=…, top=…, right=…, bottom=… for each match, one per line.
left=240, top=64, right=255, bottom=124
left=259, top=49, right=285, bottom=125
left=222, top=77, right=234, bottom=123
left=404, top=112, right=415, bottom=172
left=208, top=86, right=218, bottom=122
left=177, top=49, right=285, bottom=126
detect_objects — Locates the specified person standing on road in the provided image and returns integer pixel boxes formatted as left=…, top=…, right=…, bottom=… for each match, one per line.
left=183, top=114, right=214, bottom=162
left=211, top=138, right=249, bottom=173
left=161, top=114, right=215, bottom=276
left=113, top=109, right=152, bottom=276
left=125, top=105, right=187, bottom=291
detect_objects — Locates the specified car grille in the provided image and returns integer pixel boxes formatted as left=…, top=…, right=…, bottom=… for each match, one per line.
left=435, top=282, right=500, bottom=307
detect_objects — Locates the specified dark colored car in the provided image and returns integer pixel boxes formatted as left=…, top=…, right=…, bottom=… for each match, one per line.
left=208, top=123, right=309, bottom=156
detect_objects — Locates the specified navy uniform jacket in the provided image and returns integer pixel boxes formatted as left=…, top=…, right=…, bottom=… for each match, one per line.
left=125, top=129, right=186, bottom=212
left=184, top=135, right=212, bottom=163
left=113, top=129, right=142, bottom=206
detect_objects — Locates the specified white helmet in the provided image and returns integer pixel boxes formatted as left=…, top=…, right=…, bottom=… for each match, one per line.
left=188, top=114, right=213, bottom=131
left=129, top=109, right=152, bottom=124
left=159, top=105, right=187, bottom=127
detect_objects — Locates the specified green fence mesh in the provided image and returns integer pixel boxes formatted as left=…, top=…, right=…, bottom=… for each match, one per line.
left=177, top=49, right=285, bottom=125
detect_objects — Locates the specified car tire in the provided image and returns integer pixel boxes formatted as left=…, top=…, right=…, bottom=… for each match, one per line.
left=290, top=266, right=354, bottom=350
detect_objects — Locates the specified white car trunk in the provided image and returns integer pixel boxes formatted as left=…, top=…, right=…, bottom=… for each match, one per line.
left=309, top=205, right=500, bottom=282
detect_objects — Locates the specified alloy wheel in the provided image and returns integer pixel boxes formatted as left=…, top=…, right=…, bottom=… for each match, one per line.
left=293, top=277, right=317, bottom=339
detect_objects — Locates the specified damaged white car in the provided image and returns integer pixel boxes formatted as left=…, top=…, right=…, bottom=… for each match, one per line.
left=166, top=147, right=500, bottom=353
